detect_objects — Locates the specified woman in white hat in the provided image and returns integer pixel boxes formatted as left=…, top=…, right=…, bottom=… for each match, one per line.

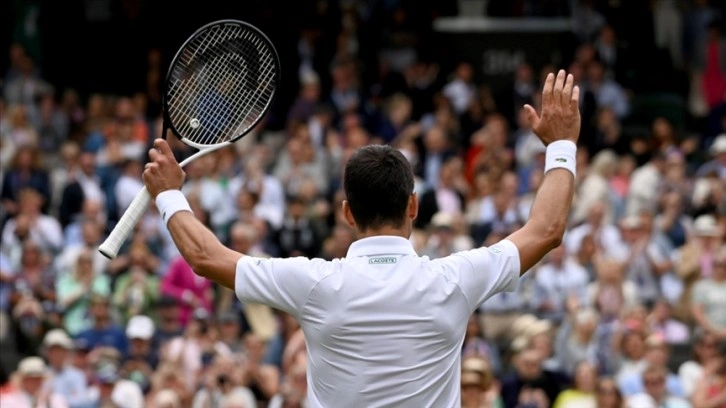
left=2, top=357, right=69, bottom=408
left=673, top=214, right=724, bottom=321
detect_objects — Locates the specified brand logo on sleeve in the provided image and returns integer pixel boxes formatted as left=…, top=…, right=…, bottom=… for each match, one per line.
left=369, top=257, right=397, bottom=265
left=488, top=246, right=502, bottom=254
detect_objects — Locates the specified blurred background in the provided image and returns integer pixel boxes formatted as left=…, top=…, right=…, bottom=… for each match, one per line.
left=1, top=1, right=726, bottom=407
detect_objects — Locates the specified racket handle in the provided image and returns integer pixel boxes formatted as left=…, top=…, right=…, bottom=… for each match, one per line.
left=98, top=186, right=152, bottom=259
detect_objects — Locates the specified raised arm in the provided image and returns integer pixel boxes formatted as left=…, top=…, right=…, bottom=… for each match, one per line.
left=506, top=70, right=581, bottom=275
left=142, top=139, right=241, bottom=290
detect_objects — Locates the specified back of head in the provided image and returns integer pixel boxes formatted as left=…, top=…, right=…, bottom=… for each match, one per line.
left=343, top=145, right=414, bottom=231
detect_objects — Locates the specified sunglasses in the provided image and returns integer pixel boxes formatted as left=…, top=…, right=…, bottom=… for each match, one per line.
left=644, top=377, right=665, bottom=386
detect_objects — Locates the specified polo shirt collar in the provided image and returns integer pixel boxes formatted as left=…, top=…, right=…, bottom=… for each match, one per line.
left=346, top=235, right=417, bottom=258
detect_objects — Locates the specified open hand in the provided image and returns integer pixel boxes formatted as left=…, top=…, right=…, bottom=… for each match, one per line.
left=524, top=70, right=581, bottom=146
left=143, top=139, right=186, bottom=198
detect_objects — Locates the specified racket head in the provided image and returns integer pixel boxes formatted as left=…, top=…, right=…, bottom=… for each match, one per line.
left=162, top=19, right=281, bottom=148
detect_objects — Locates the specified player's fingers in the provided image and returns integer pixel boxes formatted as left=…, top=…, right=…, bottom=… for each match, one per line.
left=148, top=148, right=160, bottom=162
left=562, top=73, right=574, bottom=105
left=523, top=104, right=540, bottom=129
left=570, top=85, right=580, bottom=110
left=154, top=139, right=175, bottom=160
left=541, top=73, right=555, bottom=109
left=552, top=70, right=565, bottom=108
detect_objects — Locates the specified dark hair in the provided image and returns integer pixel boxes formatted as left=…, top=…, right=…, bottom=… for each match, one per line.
left=343, top=145, right=414, bottom=231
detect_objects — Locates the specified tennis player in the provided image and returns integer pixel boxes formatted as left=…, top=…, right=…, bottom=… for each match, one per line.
left=143, top=69, right=580, bottom=407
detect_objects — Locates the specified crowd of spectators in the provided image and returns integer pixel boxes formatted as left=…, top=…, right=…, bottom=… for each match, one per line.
left=1, top=0, right=726, bottom=407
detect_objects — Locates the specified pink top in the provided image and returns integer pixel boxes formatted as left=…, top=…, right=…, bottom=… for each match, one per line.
left=161, top=256, right=213, bottom=325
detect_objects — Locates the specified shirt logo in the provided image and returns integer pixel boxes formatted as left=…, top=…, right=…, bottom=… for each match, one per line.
left=488, top=246, right=502, bottom=254
left=555, top=158, right=567, bottom=163
left=369, top=257, right=397, bottom=265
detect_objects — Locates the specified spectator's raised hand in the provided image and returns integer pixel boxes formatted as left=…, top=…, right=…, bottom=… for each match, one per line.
left=524, top=70, right=581, bottom=146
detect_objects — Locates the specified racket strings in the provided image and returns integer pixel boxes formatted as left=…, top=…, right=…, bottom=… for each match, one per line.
left=166, top=22, right=278, bottom=146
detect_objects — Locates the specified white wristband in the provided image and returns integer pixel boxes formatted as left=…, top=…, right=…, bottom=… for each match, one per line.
left=544, top=140, right=577, bottom=177
left=155, top=190, right=192, bottom=226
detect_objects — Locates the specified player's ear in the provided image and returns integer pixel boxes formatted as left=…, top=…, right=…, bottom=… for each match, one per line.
left=408, top=193, right=418, bottom=221
left=342, top=200, right=357, bottom=229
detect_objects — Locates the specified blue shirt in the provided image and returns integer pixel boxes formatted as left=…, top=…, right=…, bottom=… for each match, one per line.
left=50, top=365, right=94, bottom=408
left=618, top=371, right=684, bottom=398
left=76, top=325, right=128, bottom=356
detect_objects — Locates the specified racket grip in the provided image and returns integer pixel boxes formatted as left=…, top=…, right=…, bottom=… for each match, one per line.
left=98, top=186, right=152, bottom=259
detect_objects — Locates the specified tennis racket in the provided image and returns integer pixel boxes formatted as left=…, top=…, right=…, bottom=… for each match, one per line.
left=98, top=19, right=280, bottom=259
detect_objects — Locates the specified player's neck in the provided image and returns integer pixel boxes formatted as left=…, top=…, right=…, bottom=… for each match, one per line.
left=357, top=226, right=410, bottom=240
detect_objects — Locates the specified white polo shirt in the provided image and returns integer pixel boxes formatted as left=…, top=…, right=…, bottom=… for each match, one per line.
left=235, top=235, right=520, bottom=408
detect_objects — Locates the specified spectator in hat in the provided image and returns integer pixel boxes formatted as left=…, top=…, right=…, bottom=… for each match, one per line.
left=75, top=294, right=127, bottom=355
left=572, top=148, right=618, bottom=226
left=554, top=307, right=600, bottom=377
left=2, top=356, right=69, bottom=408
left=692, top=245, right=726, bottom=340
left=56, top=249, right=110, bottom=336
left=121, top=315, right=158, bottom=392
left=618, top=214, right=670, bottom=307
left=674, top=213, right=724, bottom=320
left=625, top=152, right=667, bottom=218
left=42, top=329, right=91, bottom=408
left=696, top=133, right=726, bottom=178
left=460, top=356, right=497, bottom=408
left=422, top=212, right=472, bottom=259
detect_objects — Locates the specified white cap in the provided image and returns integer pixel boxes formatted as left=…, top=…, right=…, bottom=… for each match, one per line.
left=711, top=134, right=726, bottom=155
left=17, top=357, right=48, bottom=377
left=693, top=214, right=720, bottom=237
left=43, top=329, right=74, bottom=349
left=431, top=212, right=454, bottom=229
left=126, top=315, right=155, bottom=340
left=300, top=70, right=320, bottom=86
left=620, top=215, right=643, bottom=230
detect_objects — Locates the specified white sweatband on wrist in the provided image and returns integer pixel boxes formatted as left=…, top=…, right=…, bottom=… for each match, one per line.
left=544, top=140, right=577, bottom=177
left=155, top=190, right=192, bottom=226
